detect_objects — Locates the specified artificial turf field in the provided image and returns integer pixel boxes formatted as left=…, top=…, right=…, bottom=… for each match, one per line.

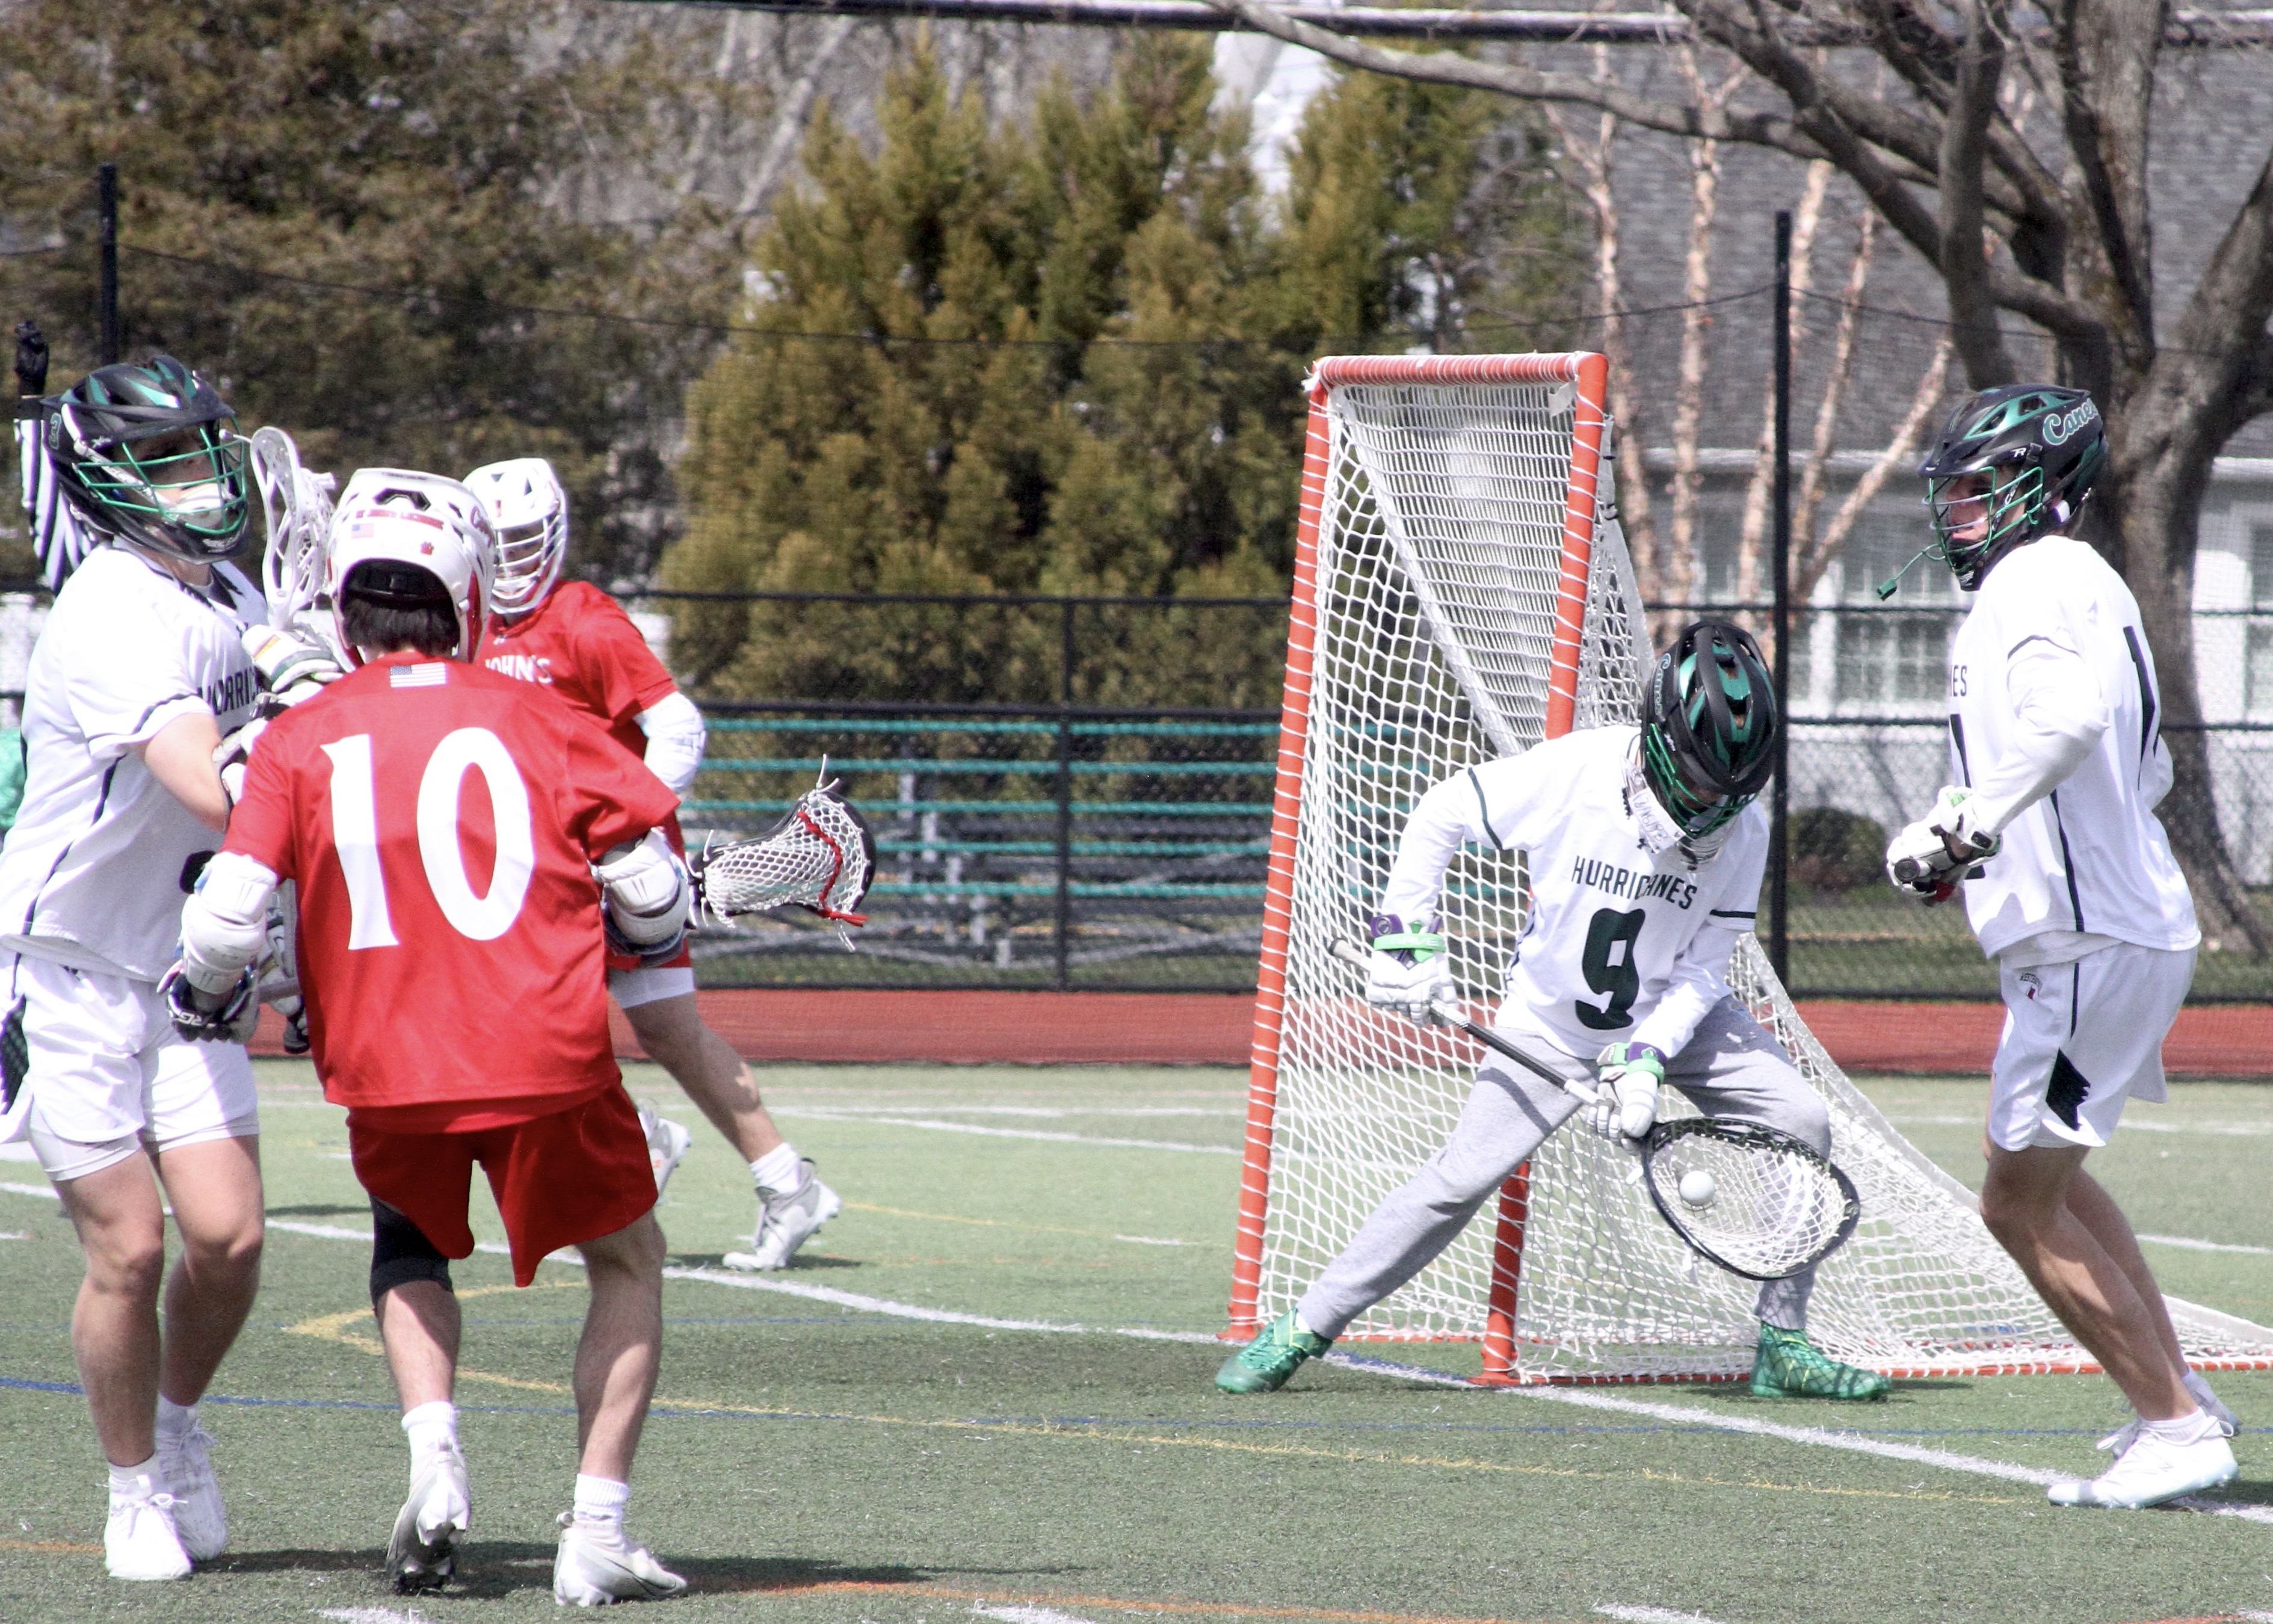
left=4, top=1064, right=2273, bottom=1624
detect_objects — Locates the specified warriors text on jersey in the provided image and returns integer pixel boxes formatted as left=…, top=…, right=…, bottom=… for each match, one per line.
left=221, top=652, right=680, bottom=1122
left=1379, top=726, right=1765, bottom=1060
left=0, top=548, right=266, bottom=981
left=1947, top=536, right=2197, bottom=962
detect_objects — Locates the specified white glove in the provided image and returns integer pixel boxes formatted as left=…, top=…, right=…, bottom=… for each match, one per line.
left=242, top=624, right=342, bottom=710
left=1886, top=785, right=1999, bottom=903
left=1590, top=1043, right=1665, bottom=1142
left=213, top=716, right=268, bottom=807
left=1362, top=913, right=1456, bottom=1024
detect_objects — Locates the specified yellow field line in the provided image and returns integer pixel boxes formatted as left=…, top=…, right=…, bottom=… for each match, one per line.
left=280, top=1303, right=2011, bottom=1509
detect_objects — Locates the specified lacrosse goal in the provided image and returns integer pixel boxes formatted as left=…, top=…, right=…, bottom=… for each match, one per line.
left=1230, top=351, right=2273, bottom=1384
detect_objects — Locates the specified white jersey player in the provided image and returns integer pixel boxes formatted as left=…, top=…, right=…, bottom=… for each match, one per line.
left=0, top=356, right=270, bottom=1581
left=1218, top=623, right=1888, bottom=1401
left=1890, top=383, right=2235, bottom=1511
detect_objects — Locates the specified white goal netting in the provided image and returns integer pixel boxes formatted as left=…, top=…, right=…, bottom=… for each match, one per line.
left=1239, top=354, right=2273, bottom=1381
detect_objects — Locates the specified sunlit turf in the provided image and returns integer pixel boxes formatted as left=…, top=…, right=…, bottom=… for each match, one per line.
left=2, top=1061, right=2272, bottom=1623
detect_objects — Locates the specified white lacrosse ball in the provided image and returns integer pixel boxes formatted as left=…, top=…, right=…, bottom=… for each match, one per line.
left=1678, top=1170, right=1718, bottom=1209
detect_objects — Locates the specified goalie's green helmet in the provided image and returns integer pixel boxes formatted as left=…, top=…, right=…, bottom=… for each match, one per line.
left=1641, top=621, right=1778, bottom=839
left=1917, top=383, right=2105, bottom=590
left=46, top=356, right=250, bottom=561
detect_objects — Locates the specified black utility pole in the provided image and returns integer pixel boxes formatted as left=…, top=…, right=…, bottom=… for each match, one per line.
left=1769, top=210, right=1793, bottom=983
left=97, top=164, right=119, bottom=366
left=1053, top=599, right=1076, bottom=990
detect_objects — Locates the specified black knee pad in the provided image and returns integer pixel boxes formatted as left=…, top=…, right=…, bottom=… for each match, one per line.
left=370, top=1197, right=454, bottom=1306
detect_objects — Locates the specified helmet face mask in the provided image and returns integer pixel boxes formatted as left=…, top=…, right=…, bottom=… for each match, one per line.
left=1916, top=384, right=2103, bottom=590
left=48, top=357, right=251, bottom=562
left=463, top=458, right=567, bottom=616
left=1640, top=622, right=1779, bottom=841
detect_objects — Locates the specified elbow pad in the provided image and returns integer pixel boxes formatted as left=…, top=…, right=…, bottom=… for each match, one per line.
left=595, top=830, right=691, bottom=959
left=637, top=691, right=706, bottom=800
left=180, top=852, right=280, bottom=996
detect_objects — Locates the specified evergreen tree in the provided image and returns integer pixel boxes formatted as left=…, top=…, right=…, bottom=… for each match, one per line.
left=667, top=36, right=1578, bottom=705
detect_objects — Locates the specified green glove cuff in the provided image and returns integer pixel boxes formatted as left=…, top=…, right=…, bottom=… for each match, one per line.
left=1371, top=931, right=1444, bottom=960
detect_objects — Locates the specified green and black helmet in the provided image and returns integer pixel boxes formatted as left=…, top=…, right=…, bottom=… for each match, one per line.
left=1916, top=384, right=2104, bottom=590
left=1640, top=621, right=1778, bottom=839
left=45, top=356, right=250, bottom=561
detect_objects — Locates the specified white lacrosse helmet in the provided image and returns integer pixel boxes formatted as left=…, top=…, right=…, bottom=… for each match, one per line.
left=462, top=457, right=567, bottom=617
left=325, top=468, right=498, bottom=665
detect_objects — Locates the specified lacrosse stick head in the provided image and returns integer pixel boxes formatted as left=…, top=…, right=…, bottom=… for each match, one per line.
left=692, top=786, right=875, bottom=929
left=250, top=426, right=337, bottom=629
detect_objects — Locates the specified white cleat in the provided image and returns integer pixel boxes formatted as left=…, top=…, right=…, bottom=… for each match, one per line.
left=638, top=1104, right=693, bottom=1199
left=387, top=1443, right=471, bottom=1593
left=105, top=1480, right=191, bottom=1581
left=157, top=1414, right=227, bottom=1560
left=2095, top=1375, right=2239, bottom=1460
left=552, top=1511, right=688, bottom=1605
left=722, top=1161, right=842, bottom=1272
left=2049, top=1431, right=2238, bottom=1509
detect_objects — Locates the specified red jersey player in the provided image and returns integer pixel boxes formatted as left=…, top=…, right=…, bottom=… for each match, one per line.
left=464, top=458, right=839, bottom=1270
left=167, top=470, right=689, bottom=1604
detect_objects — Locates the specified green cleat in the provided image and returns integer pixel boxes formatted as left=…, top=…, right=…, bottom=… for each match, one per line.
left=1751, top=1324, right=1891, bottom=1401
left=1216, top=1309, right=1333, bottom=1394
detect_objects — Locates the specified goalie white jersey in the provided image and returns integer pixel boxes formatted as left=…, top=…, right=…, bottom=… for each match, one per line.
left=1378, top=726, right=1765, bottom=1061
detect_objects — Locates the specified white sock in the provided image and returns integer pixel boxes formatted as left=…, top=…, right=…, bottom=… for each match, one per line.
left=2139, top=1406, right=2218, bottom=1446
left=108, top=1456, right=162, bottom=1499
left=573, top=1473, right=629, bottom=1528
left=155, top=1395, right=197, bottom=1441
left=750, top=1143, right=801, bottom=1194
left=401, top=1400, right=459, bottom=1461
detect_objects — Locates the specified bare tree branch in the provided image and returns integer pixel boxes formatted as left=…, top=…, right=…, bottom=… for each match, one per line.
left=1938, top=1, right=2017, bottom=384
left=2050, top=0, right=2160, bottom=350
left=2144, top=141, right=2273, bottom=445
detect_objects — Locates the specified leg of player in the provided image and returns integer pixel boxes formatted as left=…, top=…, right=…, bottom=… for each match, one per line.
left=1979, top=1144, right=2237, bottom=1507
left=1664, top=1000, right=1890, bottom=1402
left=371, top=1200, right=471, bottom=1595
left=619, top=987, right=843, bottom=1271
left=51, top=1152, right=191, bottom=1581
left=555, top=1211, right=685, bottom=1606
left=1218, top=1051, right=1580, bottom=1394
left=148, top=1134, right=265, bottom=1563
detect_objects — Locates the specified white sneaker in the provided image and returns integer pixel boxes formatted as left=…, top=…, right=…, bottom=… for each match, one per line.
left=387, top=1443, right=471, bottom=1593
left=552, top=1511, right=688, bottom=1605
left=105, top=1478, right=191, bottom=1581
left=156, top=1414, right=226, bottom=1560
left=638, top=1104, right=693, bottom=1199
left=2049, top=1430, right=2238, bottom=1508
left=723, top=1161, right=841, bottom=1271
left=2095, top=1375, right=2239, bottom=1460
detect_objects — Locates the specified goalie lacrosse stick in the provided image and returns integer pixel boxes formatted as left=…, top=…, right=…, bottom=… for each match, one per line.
left=1328, top=939, right=1859, bottom=1280
left=248, top=426, right=338, bottom=638
left=691, top=774, right=875, bottom=943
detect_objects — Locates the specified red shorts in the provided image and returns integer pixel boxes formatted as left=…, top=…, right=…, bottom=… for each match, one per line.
left=604, top=940, right=694, bottom=974
left=349, top=1084, right=656, bottom=1286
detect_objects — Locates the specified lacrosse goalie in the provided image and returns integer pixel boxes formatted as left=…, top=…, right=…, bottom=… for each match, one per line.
left=166, top=469, right=688, bottom=1602
left=463, top=458, right=843, bottom=1268
left=1, top=336, right=268, bottom=1580
left=1886, top=385, right=2234, bottom=1510
left=1217, top=623, right=1888, bottom=1403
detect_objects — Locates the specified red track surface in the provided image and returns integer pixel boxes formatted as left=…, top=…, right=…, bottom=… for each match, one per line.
left=248, top=989, right=2273, bottom=1073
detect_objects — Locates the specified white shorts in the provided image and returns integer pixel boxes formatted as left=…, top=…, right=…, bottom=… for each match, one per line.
left=1990, top=941, right=2194, bottom=1152
left=7, top=954, right=258, bottom=1183
left=607, top=965, right=696, bottom=1011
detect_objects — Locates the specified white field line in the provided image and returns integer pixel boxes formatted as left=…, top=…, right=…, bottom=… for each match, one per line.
left=973, top=1604, right=1101, bottom=1624
left=2140, top=1232, right=2273, bottom=1256
left=1596, top=1607, right=1728, bottom=1624
left=1, top=1181, right=57, bottom=1201
left=1887, top=1113, right=2273, bottom=1138
left=783, top=1105, right=1242, bottom=1120
left=773, top=1109, right=1236, bottom=1155
left=316, top=1608, right=431, bottom=1624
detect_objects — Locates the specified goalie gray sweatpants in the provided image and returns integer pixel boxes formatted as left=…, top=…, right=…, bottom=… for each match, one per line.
left=1294, top=995, right=1831, bottom=1341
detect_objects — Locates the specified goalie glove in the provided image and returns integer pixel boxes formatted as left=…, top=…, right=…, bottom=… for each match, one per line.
left=160, top=960, right=259, bottom=1045
left=1886, top=785, right=2000, bottom=903
left=1362, top=912, right=1455, bottom=1025
left=242, top=624, right=342, bottom=711
left=1589, top=1043, right=1665, bottom=1143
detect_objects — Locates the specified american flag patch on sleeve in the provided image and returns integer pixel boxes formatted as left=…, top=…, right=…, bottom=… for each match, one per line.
left=389, top=664, right=449, bottom=688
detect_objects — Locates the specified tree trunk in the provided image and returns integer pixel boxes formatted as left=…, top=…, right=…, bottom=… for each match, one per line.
left=2106, top=420, right=2271, bottom=953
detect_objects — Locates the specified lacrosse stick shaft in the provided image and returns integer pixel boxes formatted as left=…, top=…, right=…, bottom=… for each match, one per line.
left=1328, top=939, right=1600, bottom=1106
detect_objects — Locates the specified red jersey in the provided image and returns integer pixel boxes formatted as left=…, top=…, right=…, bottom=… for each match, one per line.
left=224, top=652, right=680, bottom=1122
left=477, top=580, right=677, bottom=762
